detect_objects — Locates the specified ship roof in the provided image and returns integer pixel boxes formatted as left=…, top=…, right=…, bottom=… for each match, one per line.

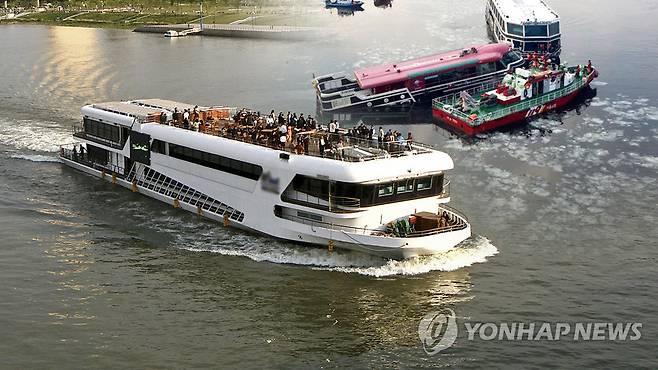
left=492, top=0, right=559, bottom=24
left=92, top=101, right=163, bottom=120
left=354, top=43, right=512, bottom=90
left=132, top=98, right=208, bottom=112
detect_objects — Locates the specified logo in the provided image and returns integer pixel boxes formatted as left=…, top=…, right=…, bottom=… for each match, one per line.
left=132, top=144, right=149, bottom=152
left=417, top=309, right=458, bottom=355
left=417, top=309, right=643, bottom=355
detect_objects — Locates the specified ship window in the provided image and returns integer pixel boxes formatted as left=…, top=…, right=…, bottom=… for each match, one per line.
left=396, top=180, right=414, bottom=194
left=167, top=143, right=263, bottom=180
left=524, top=42, right=540, bottom=51
left=549, top=22, right=560, bottom=36
left=456, top=66, right=477, bottom=80
left=438, top=71, right=457, bottom=84
left=501, top=50, right=522, bottom=66
left=151, top=139, right=166, bottom=154
left=83, top=118, right=121, bottom=143
left=292, top=176, right=330, bottom=199
left=87, top=145, right=109, bottom=165
left=297, top=210, right=322, bottom=222
left=507, top=23, right=523, bottom=36
left=477, top=62, right=496, bottom=75
left=416, top=177, right=432, bottom=191
left=524, top=25, right=547, bottom=37
left=377, top=184, right=394, bottom=197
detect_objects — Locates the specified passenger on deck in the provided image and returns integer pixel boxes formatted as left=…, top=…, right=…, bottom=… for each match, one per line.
left=329, top=119, right=337, bottom=134
left=319, top=135, right=326, bottom=157
left=298, top=113, right=306, bottom=129
left=192, top=105, right=199, bottom=122
left=406, top=132, right=413, bottom=150
left=278, top=122, right=287, bottom=149
left=183, top=109, right=190, bottom=129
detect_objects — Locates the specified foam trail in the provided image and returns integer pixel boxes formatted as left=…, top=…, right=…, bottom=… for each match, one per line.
left=183, top=234, right=498, bottom=277
left=0, top=118, right=74, bottom=152
left=10, top=154, right=61, bottom=163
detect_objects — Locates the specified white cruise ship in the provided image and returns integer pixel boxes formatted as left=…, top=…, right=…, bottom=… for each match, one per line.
left=486, top=0, right=561, bottom=58
left=59, top=99, right=471, bottom=259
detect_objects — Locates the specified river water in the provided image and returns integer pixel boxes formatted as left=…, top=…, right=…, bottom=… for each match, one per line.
left=1, top=0, right=657, bottom=368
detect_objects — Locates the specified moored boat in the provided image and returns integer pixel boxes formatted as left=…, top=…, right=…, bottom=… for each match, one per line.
left=325, top=0, right=364, bottom=8
left=432, top=57, right=598, bottom=136
left=486, top=0, right=561, bottom=59
left=59, top=99, right=472, bottom=259
left=313, top=43, right=524, bottom=112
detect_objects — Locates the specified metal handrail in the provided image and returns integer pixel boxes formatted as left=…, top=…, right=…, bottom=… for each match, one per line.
left=278, top=211, right=467, bottom=238
left=439, top=203, right=469, bottom=223
left=60, top=146, right=126, bottom=177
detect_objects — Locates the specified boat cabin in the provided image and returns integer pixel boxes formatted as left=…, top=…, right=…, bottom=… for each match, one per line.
left=486, top=0, right=561, bottom=57
left=354, top=43, right=522, bottom=94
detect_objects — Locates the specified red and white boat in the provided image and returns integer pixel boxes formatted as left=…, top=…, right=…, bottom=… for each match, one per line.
left=432, top=57, right=598, bottom=136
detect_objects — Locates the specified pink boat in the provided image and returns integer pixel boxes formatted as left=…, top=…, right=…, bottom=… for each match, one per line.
left=313, top=43, right=525, bottom=112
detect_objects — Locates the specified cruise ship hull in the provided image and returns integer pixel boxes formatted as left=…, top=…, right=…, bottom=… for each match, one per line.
left=60, top=156, right=470, bottom=260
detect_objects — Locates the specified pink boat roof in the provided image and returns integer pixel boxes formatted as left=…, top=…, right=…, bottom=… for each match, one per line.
left=354, top=43, right=513, bottom=89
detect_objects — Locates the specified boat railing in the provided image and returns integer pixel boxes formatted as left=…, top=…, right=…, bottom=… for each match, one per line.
left=60, top=145, right=126, bottom=177
left=433, top=71, right=593, bottom=126
left=435, top=79, right=502, bottom=106
left=153, top=119, right=435, bottom=162
left=277, top=213, right=467, bottom=238
left=439, top=203, right=469, bottom=223
left=440, top=180, right=451, bottom=199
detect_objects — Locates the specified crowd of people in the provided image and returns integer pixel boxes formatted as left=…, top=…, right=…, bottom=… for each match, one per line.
left=158, top=106, right=417, bottom=158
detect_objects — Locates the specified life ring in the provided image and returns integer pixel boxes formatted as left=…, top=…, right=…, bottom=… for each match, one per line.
left=525, top=81, right=532, bottom=89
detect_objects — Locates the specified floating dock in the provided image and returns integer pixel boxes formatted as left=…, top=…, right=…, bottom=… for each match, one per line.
left=134, top=23, right=321, bottom=40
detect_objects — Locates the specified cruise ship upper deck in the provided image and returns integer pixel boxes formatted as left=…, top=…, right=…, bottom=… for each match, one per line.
left=79, top=99, right=439, bottom=164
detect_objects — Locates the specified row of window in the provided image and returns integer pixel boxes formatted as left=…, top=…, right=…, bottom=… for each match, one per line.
left=289, top=174, right=445, bottom=208
left=488, top=0, right=560, bottom=37
left=151, top=139, right=263, bottom=181
left=507, top=23, right=560, bottom=37
left=83, top=118, right=124, bottom=144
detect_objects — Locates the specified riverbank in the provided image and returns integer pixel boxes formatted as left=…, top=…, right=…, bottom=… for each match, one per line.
left=0, top=6, right=320, bottom=29
left=1, top=10, right=254, bottom=29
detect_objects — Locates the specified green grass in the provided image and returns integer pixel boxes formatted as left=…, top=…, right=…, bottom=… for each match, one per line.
left=74, top=11, right=140, bottom=22
left=202, top=12, right=249, bottom=25
left=15, top=11, right=79, bottom=22
left=130, top=13, right=199, bottom=25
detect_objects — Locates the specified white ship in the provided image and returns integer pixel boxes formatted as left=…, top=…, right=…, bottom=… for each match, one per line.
left=486, top=0, right=561, bottom=57
left=59, top=99, right=471, bottom=259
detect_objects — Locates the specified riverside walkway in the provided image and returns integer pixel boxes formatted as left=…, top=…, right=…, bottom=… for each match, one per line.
left=134, top=23, right=321, bottom=40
